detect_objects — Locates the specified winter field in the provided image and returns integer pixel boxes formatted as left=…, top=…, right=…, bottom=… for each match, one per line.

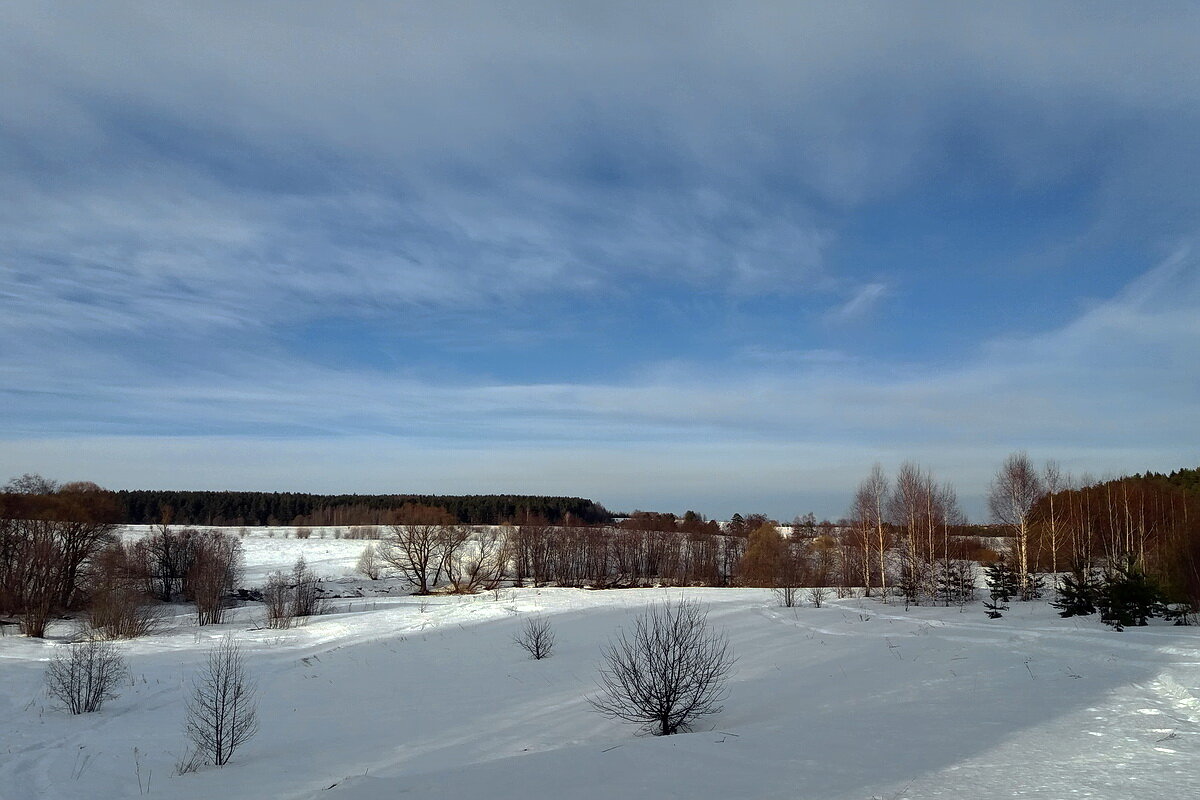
left=3, top=528, right=1199, bottom=800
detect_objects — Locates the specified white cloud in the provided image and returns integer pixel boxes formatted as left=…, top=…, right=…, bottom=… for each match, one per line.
left=3, top=251, right=1197, bottom=519
left=826, top=282, right=888, bottom=322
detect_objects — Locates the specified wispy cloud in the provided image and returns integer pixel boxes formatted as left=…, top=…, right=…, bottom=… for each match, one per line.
left=2, top=4, right=1199, bottom=518
left=826, top=282, right=888, bottom=322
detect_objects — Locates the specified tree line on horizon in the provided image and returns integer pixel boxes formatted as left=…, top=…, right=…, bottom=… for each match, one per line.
left=2, top=462, right=1198, bottom=639
left=113, top=489, right=613, bottom=527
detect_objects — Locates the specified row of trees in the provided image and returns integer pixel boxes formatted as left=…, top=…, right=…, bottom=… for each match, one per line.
left=1024, top=469, right=1200, bottom=607
left=1, top=475, right=247, bottom=636
left=1, top=481, right=122, bottom=636
left=116, top=490, right=612, bottom=527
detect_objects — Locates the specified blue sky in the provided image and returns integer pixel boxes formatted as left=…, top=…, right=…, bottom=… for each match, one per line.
left=2, top=2, right=1198, bottom=520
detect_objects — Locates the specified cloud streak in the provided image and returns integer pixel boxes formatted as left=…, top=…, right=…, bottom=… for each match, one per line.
left=2, top=3, right=1199, bottom=517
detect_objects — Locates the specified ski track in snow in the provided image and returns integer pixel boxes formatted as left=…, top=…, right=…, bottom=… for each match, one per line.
left=2, top=529, right=1198, bottom=800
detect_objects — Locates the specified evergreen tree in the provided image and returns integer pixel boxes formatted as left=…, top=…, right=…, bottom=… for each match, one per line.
left=937, top=559, right=976, bottom=606
left=1020, top=571, right=1046, bottom=602
left=1052, top=563, right=1099, bottom=618
left=983, top=556, right=1018, bottom=619
left=1098, top=556, right=1165, bottom=631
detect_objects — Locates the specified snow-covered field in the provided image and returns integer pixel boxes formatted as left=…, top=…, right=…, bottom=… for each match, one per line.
left=3, top=530, right=1199, bottom=799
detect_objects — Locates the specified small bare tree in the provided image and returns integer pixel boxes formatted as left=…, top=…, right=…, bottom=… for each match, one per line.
left=445, top=526, right=506, bottom=593
left=186, top=636, right=258, bottom=767
left=45, top=638, right=127, bottom=714
left=262, top=570, right=293, bottom=629
left=86, top=540, right=160, bottom=639
left=188, top=531, right=242, bottom=626
left=774, top=540, right=805, bottom=607
left=356, top=544, right=382, bottom=580
left=514, top=616, right=555, bottom=659
left=290, top=556, right=325, bottom=618
left=591, top=599, right=735, bottom=736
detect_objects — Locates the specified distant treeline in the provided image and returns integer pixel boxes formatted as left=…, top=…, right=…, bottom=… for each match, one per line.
left=114, top=490, right=613, bottom=527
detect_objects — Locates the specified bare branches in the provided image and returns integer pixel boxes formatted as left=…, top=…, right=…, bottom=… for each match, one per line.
left=380, top=507, right=456, bottom=594
left=45, top=638, right=127, bottom=714
left=262, top=556, right=325, bottom=628
left=514, top=616, right=556, bottom=660
left=189, top=531, right=242, bottom=626
left=990, top=452, right=1045, bottom=599
left=355, top=544, right=382, bottom=580
left=186, top=636, right=258, bottom=767
left=591, top=599, right=735, bottom=736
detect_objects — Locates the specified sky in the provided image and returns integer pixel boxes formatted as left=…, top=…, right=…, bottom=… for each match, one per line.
left=2, top=2, right=1199, bottom=520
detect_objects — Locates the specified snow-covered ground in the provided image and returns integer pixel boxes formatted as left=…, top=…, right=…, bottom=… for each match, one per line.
left=3, top=530, right=1199, bottom=799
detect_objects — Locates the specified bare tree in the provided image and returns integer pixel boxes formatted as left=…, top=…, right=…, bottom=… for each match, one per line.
left=355, top=543, right=382, bottom=580
left=774, top=540, right=805, bottom=607
left=989, top=452, right=1045, bottom=600
left=591, top=599, right=735, bottom=736
left=380, top=506, right=456, bottom=594
left=445, top=526, right=506, bottom=593
left=85, top=539, right=160, bottom=639
left=136, top=523, right=198, bottom=602
left=3, top=472, right=59, bottom=494
left=262, top=570, right=293, bottom=629
left=186, top=636, right=258, bottom=767
left=290, top=556, right=324, bottom=618
left=1041, top=459, right=1066, bottom=580
left=45, top=638, right=127, bottom=714
left=852, top=464, right=890, bottom=600
left=514, top=616, right=556, bottom=659
left=188, top=531, right=242, bottom=626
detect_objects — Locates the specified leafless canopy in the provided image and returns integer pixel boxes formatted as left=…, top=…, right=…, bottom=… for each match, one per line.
left=989, top=451, right=1045, bottom=597
left=186, top=636, right=259, bottom=766
left=591, top=599, right=735, bottom=736
left=45, top=637, right=127, bottom=714
left=514, top=616, right=555, bottom=659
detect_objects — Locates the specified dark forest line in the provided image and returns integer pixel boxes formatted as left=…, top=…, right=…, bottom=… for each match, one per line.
left=113, top=490, right=613, bottom=527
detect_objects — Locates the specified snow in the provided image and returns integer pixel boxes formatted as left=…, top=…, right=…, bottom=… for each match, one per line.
left=3, top=530, right=1199, bottom=799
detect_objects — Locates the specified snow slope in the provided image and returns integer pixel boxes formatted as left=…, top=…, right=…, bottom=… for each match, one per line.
left=2, top=532, right=1199, bottom=800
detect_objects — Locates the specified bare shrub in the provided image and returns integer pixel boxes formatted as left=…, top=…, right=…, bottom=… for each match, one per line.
left=294, top=527, right=311, bottom=540
left=88, top=585, right=160, bottom=639
left=356, top=544, right=382, bottom=580
left=807, top=586, right=828, bottom=608
left=262, top=571, right=293, bottom=629
left=186, top=636, right=258, bottom=767
left=514, top=616, right=555, bottom=659
left=45, top=638, right=128, bottom=714
left=87, top=540, right=160, bottom=639
left=188, top=531, right=242, bottom=626
left=591, top=599, right=735, bottom=736
left=290, top=556, right=325, bottom=618
left=775, top=584, right=800, bottom=608
left=445, top=526, right=506, bottom=593
left=262, top=557, right=323, bottom=627
left=134, top=524, right=198, bottom=603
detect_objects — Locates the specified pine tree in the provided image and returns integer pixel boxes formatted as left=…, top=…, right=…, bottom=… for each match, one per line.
left=1098, top=556, right=1165, bottom=631
left=1020, top=571, right=1046, bottom=602
left=937, top=559, right=976, bottom=607
left=983, top=556, right=1018, bottom=619
left=1052, top=563, right=1099, bottom=618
